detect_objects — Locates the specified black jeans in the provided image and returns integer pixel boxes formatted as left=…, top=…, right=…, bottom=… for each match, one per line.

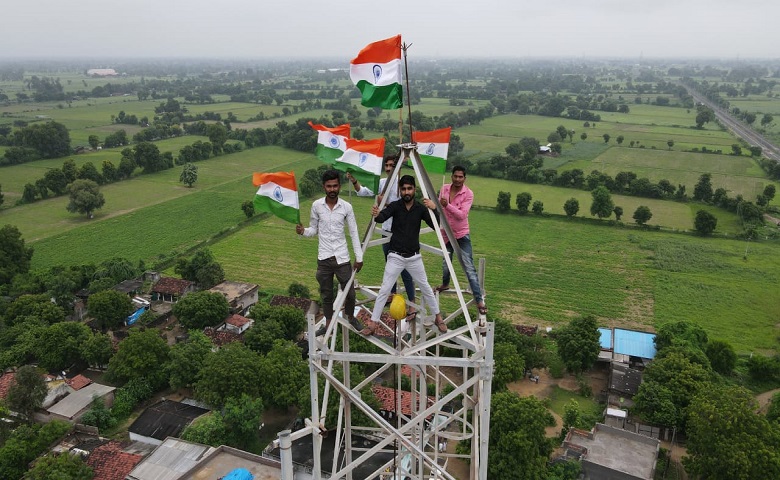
left=316, top=256, right=356, bottom=323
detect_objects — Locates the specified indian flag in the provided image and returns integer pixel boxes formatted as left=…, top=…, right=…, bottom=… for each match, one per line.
left=252, top=172, right=300, bottom=224
left=349, top=35, right=403, bottom=110
left=334, top=138, right=385, bottom=194
left=413, top=127, right=451, bottom=174
left=309, top=122, right=350, bottom=164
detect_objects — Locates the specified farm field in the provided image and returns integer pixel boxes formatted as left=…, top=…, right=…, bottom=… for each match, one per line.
left=211, top=205, right=780, bottom=355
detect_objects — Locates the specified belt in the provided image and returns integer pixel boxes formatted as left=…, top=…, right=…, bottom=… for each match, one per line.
left=390, top=250, right=418, bottom=258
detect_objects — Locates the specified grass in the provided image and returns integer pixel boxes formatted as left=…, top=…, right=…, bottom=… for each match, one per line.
left=546, top=386, right=602, bottom=422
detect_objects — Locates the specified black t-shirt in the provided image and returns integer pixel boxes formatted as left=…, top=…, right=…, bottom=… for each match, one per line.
left=376, top=199, right=438, bottom=254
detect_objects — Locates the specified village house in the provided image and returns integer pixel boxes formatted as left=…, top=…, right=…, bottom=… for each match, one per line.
left=151, top=277, right=195, bottom=303
left=562, top=423, right=660, bottom=480
left=208, top=280, right=259, bottom=316
left=218, top=313, right=254, bottom=335
left=45, top=382, right=116, bottom=423
left=128, top=399, right=209, bottom=446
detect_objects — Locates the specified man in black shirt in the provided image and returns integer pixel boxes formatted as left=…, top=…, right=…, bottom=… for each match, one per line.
left=361, top=175, right=447, bottom=334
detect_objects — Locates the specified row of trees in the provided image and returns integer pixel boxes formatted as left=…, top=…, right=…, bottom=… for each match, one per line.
left=0, top=121, right=71, bottom=165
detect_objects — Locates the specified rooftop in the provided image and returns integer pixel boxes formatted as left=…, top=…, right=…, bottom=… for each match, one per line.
left=0, top=371, right=15, bottom=399
left=614, top=328, right=657, bottom=359
left=86, top=441, right=143, bottom=480
left=47, top=382, right=116, bottom=419
left=564, top=423, right=659, bottom=480
left=114, top=278, right=144, bottom=295
left=269, top=294, right=315, bottom=314
left=226, top=314, right=252, bottom=328
left=152, top=277, right=194, bottom=295
left=372, top=385, right=433, bottom=417
left=126, top=438, right=215, bottom=480
left=66, top=374, right=93, bottom=391
left=209, top=281, right=258, bottom=300
left=178, top=445, right=281, bottom=480
left=203, top=327, right=243, bottom=346
left=610, top=363, right=643, bottom=396
left=129, top=400, right=210, bottom=441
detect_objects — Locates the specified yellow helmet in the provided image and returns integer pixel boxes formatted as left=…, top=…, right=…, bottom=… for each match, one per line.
left=389, top=294, right=407, bottom=320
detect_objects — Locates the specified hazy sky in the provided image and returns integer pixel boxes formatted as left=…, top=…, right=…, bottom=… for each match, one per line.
left=3, top=0, right=778, bottom=60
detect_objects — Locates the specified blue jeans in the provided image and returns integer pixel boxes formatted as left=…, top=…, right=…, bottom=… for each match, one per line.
left=382, top=241, right=415, bottom=302
left=442, top=234, right=483, bottom=304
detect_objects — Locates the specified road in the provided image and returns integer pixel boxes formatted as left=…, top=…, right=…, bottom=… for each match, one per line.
left=683, top=86, right=780, bottom=162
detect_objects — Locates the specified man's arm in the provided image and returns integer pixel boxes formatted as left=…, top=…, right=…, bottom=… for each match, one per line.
left=422, top=198, right=439, bottom=229
left=299, top=203, right=319, bottom=237
left=373, top=201, right=395, bottom=224
left=345, top=205, right=363, bottom=269
left=346, top=172, right=374, bottom=197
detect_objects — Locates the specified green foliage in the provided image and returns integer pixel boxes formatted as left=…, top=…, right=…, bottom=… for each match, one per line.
left=561, top=399, right=581, bottom=439
left=259, top=340, right=308, bottom=410
left=66, top=179, right=105, bottom=217
left=496, top=191, right=511, bottom=212
left=241, top=200, right=255, bottom=218
left=168, top=331, right=213, bottom=390
left=705, top=339, right=737, bottom=374
left=492, top=342, right=525, bottom=391
left=516, top=192, right=532, bottom=214
left=0, top=224, right=34, bottom=286
left=181, top=412, right=227, bottom=446
left=172, top=291, right=230, bottom=329
left=110, top=376, right=154, bottom=420
left=81, top=332, right=114, bottom=368
left=179, top=162, right=198, bottom=187
left=80, top=396, right=117, bottom=432
left=222, top=394, right=265, bottom=450
left=88, top=289, right=133, bottom=331
left=747, top=355, right=780, bottom=381
left=532, top=200, right=544, bottom=215
left=694, top=209, right=718, bottom=235
left=655, top=321, right=709, bottom=352
left=174, top=249, right=225, bottom=289
left=34, top=321, right=91, bottom=371
left=287, top=282, right=310, bottom=298
left=633, top=205, right=652, bottom=225
left=767, top=392, right=780, bottom=423
left=106, top=328, right=170, bottom=385
left=6, top=365, right=47, bottom=421
left=563, top=197, right=579, bottom=217
left=684, top=385, right=780, bottom=479
left=693, top=173, right=714, bottom=203
left=0, top=421, right=71, bottom=480
left=195, top=343, right=265, bottom=408
left=555, top=315, right=600, bottom=373
left=589, top=185, right=613, bottom=218
left=488, top=391, right=554, bottom=480
left=248, top=303, right=306, bottom=342
left=25, top=452, right=94, bottom=480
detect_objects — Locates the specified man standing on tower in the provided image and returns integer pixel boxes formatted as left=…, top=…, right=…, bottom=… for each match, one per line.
left=436, top=165, right=487, bottom=315
left=296, top=170, right=364, bottom=335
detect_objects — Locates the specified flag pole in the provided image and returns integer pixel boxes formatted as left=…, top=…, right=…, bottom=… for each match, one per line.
left=402, top=42, right=414, bottom=143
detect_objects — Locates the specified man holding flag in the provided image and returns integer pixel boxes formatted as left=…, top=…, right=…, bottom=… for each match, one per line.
left=296, top=170, right=365, bottom=336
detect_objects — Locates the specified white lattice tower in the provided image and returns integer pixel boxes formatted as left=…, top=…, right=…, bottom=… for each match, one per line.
left=293, top=145, right=493, bottom=479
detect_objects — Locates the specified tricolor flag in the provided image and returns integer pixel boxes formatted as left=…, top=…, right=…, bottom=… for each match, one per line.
left=413, top=127, right=451, bottom=174
left=334, top=138, right=386, bottom=194
left=309, top=122, right=350, bottom=164
left=252, top=172, right=300, bottom=224
left=349, top=35, right=403, bottom=110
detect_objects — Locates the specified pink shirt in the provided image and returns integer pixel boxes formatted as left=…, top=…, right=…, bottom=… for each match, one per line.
left=439, top=183, right=473, bottom=243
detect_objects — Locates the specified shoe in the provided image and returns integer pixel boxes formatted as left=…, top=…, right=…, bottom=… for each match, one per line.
left=435, top=285, right=450, bottom=293
left=434, top=317, right=447, bottom=333
left=477, top=303, right=488, bottom=315
left=314, top=325, right=327, bottom=336
left=347, top=316, right=363, bottom=331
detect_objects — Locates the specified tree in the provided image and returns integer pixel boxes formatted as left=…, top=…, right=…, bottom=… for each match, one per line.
left=174, top=249, right=225, bottom=288
left=602, top=133, right=610, bottom=143
left=555, top=315, right=600, bottom=373
left=580, top=132, right=587, bottom=141
left=563, top=198, right=579, bottom=217
left=589, top=186, right=614, bottom=219
left=705, top=339, right=737, bottom=374
left=101, top=160, right=118, bottom=183
left=496, top=191, right=511, bottom=213
left=88, top=134, right=100, bottom=150
left=168, top=331, right=214, bottom=390
left=488, top=391, right=554, bottom=480
left=6, top=365, right=47, bottom=421
left=244, top=320, right=285, bottom=356
left=763, top=184, right=776, bottom=202
left=694, top=210, right=718, bottom=236
left=761, top=113, right=774, bottom=128
left=0, top=421, right=71, bottom=480
left=25, top=451, right=93, bottom=480
left=172, top=291, right=230, bottom=329
left=34, top=322, right=91, bottom=371
left=179, top=162, right=198, bottom=187
left=221, top=394, right=265, bottom=450
left=556, top=125, right=569, bottom=140
left=633, top=205, right=652, bottom=226
left=206, top=123, right=228, bottom=150
left=531, top=200, right=544, bottom=214
left=288, top=282, right=310, bottom=298
left=684, top=386, right=780, bottom=479
left=22, top=183, right=37, bottom=203
left=107, top=328, right=170, bottom=385
left=77, top=161, right=103, bottom=184
left=133, top=141, right=166, bottom=174
left=196, top=343, right=265, bottom=408
left=0, top=224, right=34, bottom=286
left=515, top=192, right=532, bottom=214
left=667, top=139, right=675, bottom=150
left=612, top=205, right=623, bottom=221
left=42, top=168, right=68, bottom=195
left=241, top=200, right=255, bottom=218
left=88, top=289, right=133, bottom=331
left=695, top=108, right=715, bottom=128
left=492, top=343, right=525, bottom=391
left=81, top=332, right=114, bottom=369
left=66, top=179, right=105, bottom=218
left=616, top=135, right=624, bottom=146
left=693, top=173, right=714, bottom=202
left=731, top=144, right=743, bottom=156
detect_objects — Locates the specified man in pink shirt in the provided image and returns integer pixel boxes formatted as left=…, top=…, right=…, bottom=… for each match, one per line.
left=436, top=165, right=487, bottom=315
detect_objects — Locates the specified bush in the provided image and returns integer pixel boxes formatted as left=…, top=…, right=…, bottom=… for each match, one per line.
left=288, top=282, right=310, bottom=298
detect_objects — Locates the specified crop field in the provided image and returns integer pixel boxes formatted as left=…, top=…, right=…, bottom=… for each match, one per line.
left=210, top=204, right=780, bottom=355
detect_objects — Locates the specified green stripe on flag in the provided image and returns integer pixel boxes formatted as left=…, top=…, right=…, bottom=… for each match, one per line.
left=332, top=161, right=380, bottom=194
left=254, top=195, right=300, bottom=224
left=355, top=81, right=403, bottom=109
left=314, top=144, right=344, bottom=164
left=419, top=154, right=448, bottom=174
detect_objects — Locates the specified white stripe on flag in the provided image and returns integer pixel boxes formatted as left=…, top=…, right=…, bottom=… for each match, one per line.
left=256, top=182, right=299, bottom=210
left=349, top=59, right=402, bottom=87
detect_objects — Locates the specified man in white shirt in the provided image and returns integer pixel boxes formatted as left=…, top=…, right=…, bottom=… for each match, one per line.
left=296, top=170, right=364, bottom=335
left=347, top=155, right=416, bottom=311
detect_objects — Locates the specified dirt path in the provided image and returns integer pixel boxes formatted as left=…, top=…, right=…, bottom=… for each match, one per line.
left=756, top=387, right=780, bottom=414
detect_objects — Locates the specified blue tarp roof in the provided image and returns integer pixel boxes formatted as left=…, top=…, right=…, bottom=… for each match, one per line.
left=222, top=468, right=253, bottom=480
left=613, top=328, right=656, bottom=359
left=598, top=328, right=612, bottom=350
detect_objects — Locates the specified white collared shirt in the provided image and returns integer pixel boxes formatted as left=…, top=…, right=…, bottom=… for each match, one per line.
left=356, top=176, right=399, bottom=232
left=303, top=197, right=363, bottom=264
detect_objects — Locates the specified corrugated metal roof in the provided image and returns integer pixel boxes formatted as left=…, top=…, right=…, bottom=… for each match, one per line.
left=598, top=328, right=612, bottom=349
left=126, top=438, right=215, bottom=480
left=46, top=383, right=115, bottom=419
left=613, top=328, right=656, bottom=359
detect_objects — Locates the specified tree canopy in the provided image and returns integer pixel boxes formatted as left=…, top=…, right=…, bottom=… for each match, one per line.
left=555, top=315, right=600, bottom=373
left=107, top=328, right=170, bottom=385
left=66, top=179, right=105, bottom=218
left=172, top=291, right=230, bottom=330
left=0, top=225, right=34, bottom=287
left=6, top=365, right=47, bottom=421
left=88, top=289, right=133, bottom=331
left=589, top=186, right=614, bottom=218
left=195, top=343, right=265, bottom=408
